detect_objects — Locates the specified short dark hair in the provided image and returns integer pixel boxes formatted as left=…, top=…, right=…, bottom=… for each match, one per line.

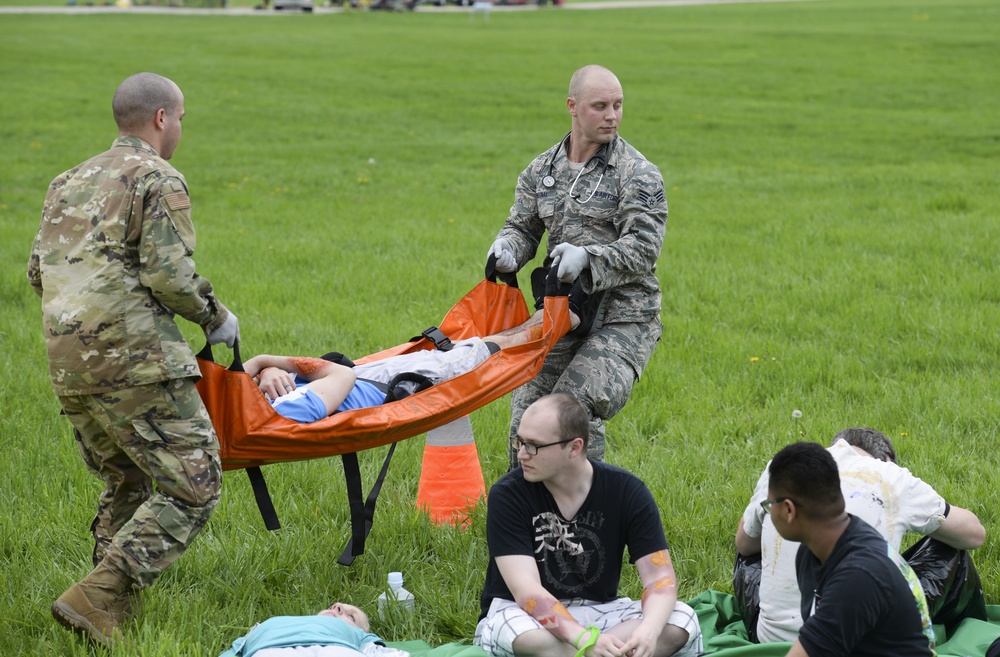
left=112, top=72, right=180, bottom=133
left=545, top=393, right=590, bottom=449
left=832, top=427, right=896, bottom=463
left=768, top=442, right=844, bottom=520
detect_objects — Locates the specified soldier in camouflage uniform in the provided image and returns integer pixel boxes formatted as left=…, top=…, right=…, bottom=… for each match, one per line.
left=26, top=72, right=239, bottom=645
left=488, top=65, right=667, bottom=469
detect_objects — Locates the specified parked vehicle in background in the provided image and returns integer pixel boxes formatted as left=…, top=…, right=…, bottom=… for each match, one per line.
left=273, top=0, right=314, bottom=10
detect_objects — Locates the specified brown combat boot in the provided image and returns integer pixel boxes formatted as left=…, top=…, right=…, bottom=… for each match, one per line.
left=108, top=587, right=142, bottom=625
left=51, top=558, right=132, bottom=646
left=92, top=548, right=142, bottom=625
left=90, top=541, right=142, bottom=624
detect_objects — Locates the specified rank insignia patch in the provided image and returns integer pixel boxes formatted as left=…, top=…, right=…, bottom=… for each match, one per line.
left=638, top=188, right=666, bottom=209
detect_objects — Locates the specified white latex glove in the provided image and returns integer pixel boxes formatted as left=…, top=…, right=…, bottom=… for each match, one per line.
left=206, top=312, right=240, bottom=349
left=551, top=243, right=590, bottom=283
left=489, top=237, right=518, bottom=273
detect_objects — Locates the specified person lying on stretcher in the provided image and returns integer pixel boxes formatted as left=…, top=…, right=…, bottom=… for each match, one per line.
left=245, top=280, right=601, bottom=424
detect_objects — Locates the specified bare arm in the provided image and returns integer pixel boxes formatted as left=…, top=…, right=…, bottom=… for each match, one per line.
left=245, top=355, right=356, bottom=417
left=487, top=308, right=581, bottom=351
left=485, top=311, right=547, bottom=350
left=785, top=641, right=810, bottom=657
left=617, top=550, right=678, bottom=657
left=495, top=554, right=624, bottom=657
left=735, top=518, right=762, bottom=557
left=928, top=505, right=986, bottom=550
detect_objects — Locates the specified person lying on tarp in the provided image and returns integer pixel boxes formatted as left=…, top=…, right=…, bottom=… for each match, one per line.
left=245, top=278, right=602, bottom=424
left=218, top=601, right=410, bottom=657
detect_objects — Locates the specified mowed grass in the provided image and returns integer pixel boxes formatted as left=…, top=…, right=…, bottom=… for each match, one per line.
left=2, top=0, right=999, bottom=654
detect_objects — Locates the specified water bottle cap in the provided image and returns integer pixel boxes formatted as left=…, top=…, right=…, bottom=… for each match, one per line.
left=388, top=571, right=404, bottom=588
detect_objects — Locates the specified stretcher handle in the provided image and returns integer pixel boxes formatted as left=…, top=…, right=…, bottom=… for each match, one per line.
left=485, top=253, right=519, bottom=289
left=195, top=340, right=245, bottom=373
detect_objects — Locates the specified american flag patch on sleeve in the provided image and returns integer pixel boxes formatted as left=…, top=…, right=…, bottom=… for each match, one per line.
left=164, top=192, right=192, bottom=210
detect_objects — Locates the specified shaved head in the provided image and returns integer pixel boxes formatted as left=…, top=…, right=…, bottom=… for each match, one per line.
left=565, top=65, right=623, bottom=156
left=113, top=72, right=182, bottom=134
left=568, top=65, right=620, bottom=101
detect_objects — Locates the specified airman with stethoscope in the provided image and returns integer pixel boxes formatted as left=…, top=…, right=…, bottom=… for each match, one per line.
left=488, top=64, right=670, bottom=471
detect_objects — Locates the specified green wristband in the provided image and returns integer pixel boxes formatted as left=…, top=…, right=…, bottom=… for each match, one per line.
left=573, top=626, right=600, bottom=657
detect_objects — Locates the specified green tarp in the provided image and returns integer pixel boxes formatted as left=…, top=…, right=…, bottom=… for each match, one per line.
left=390, top=591, right=1000, bottom=657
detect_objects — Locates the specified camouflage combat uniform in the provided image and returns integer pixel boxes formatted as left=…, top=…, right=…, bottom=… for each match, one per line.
left=27, top=136, right=227, bottom=589
left=496, top=134, right=667, bottom=468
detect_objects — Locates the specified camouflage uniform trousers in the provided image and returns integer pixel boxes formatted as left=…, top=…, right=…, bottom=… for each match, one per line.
left=58, top=377, right=221, bottom=589
left=507, top=318, right=662, bottom=470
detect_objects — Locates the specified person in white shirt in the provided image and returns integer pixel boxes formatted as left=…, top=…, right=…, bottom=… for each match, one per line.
left=735, top=427, right=986, bottom=643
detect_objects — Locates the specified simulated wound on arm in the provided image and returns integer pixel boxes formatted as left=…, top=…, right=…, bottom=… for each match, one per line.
left=614, top=549, right=680, bottom=657
left=519, top=595, right=583, bottom=645
left=291, top=357, right=331, bottom=378
left=640, top=550, right=678, bottom=609
left=247, top=356, right=333, bottom=381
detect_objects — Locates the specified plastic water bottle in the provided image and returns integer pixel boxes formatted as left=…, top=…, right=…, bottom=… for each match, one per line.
left=377, top=571, right=415, bottom=614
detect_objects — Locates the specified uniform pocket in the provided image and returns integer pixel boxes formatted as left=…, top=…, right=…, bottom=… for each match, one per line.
left=575, top=200, right=617, bottom=227
left=135, top=414, right=220, bottom=506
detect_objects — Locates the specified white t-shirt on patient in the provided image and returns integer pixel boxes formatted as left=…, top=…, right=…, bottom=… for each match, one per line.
left=740, top=439, right=948, bottom=643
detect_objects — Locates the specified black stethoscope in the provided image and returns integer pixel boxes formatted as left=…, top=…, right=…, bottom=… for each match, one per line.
left=541, top=131, right=616, bottom=203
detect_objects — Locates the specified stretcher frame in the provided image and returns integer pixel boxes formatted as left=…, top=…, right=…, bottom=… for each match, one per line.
left=196, top=270, right=572, bottom=564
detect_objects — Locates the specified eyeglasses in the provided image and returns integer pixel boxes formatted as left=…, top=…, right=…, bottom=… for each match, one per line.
left=760, top=497, right=798, bottom=513
left=514, top=436, right=578, bottom=455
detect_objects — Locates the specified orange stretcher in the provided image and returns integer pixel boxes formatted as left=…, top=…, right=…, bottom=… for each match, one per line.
left=195, top=268, right=572, bottom=564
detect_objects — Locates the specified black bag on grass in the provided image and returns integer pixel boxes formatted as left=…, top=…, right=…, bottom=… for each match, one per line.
left=903, top=536, right=987, bottom=636
left=733, top=551, right=762, bottom=642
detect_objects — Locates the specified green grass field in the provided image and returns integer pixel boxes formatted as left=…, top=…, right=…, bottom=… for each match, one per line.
left=0, top=0, right=644, bottom=8
left=2, top=0, right=999, bottom=654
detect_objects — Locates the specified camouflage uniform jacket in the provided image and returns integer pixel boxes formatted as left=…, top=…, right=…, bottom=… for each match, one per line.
left=27, top=136, right=230, bottom=396
left=497, top=134, right=667, bottom=325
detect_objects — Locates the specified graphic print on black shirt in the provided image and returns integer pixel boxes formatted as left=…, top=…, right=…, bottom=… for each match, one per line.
left=479, top=461, right=668, bottom=618
left=534, top=511, right=607, bottom=594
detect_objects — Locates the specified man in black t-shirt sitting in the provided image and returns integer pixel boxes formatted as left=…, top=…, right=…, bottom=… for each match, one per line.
left=765, top=442, right=936, bottom=657
left=474, top=394, right=702, bottom=657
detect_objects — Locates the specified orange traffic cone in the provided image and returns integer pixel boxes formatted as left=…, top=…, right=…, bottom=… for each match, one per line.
left=416, top=417, right=486, bottom=526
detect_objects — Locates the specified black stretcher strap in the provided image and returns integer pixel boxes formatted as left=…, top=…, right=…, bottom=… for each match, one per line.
left=198, top=338, right=396, bottom=560
left=196, top=340, right=245, bottom=373
left=338, top=443, right=398, bottom=566
left=196, top=343, right=213, bottom=362
left=357, top=377, right=389, bottom=394
left=196, top=330, right=454, bottom=564
left=408, top=251, right=522, bottom=352
left=335, top=372, right=432, bottom=564
left=384, top=372, right=434, bottom=402
left=247, top=467, right=281, bottom=531
left=320, top=351, right=355, bottom=368
left=241, top=440, right=402, bottom=554
left=198, top=341, right=277, bottom=530
left=419, top=326, right=453, bottom=351
left=485, top=253, right=519, bottom=289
